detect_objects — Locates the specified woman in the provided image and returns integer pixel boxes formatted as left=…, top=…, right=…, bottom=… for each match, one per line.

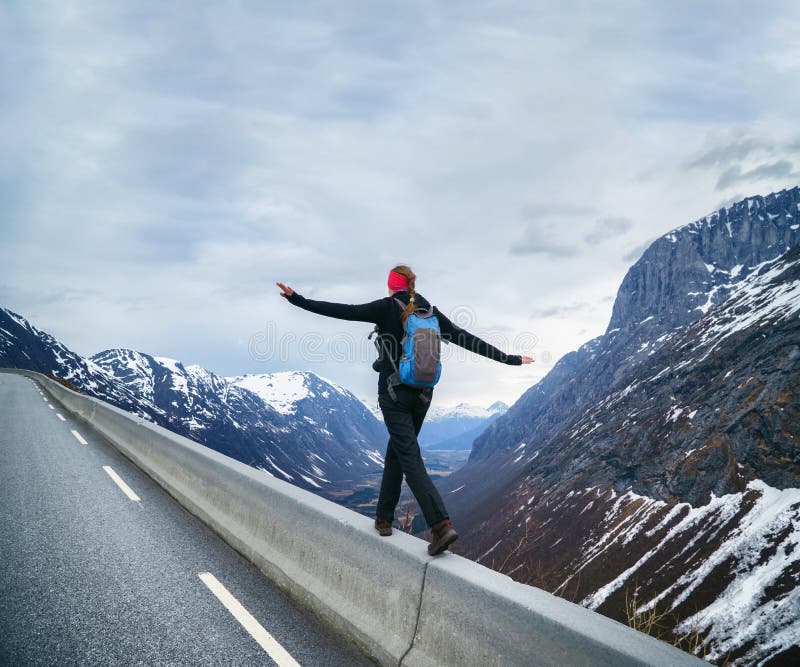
left=277, top=265, right=533, bottom=555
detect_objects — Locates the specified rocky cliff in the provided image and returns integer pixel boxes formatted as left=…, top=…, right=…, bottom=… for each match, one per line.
left=439, top=187, right=800, bottom=665
left=444, top=186, right=800, bottom=515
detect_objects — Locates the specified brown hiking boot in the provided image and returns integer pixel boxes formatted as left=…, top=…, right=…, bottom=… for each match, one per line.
left=428, top=519, right=458, bottom=555
left=374, top=517, right=393, bottom=536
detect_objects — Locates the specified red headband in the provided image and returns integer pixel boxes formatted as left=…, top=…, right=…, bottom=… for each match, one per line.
left=387, top=270, right=409, bottom=292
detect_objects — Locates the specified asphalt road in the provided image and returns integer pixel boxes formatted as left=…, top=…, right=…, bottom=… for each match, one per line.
left=0, top=372, right=374, bottom=667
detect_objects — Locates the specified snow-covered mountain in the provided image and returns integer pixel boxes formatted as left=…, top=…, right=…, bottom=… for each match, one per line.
left=0, top=309, right=156, bottom=417
left=444, top=187, right=800, bottom=508
left=0, top=313, right=386, bottom=500
left=426, top=401, right=508, bottom=421
left=418, top=401, right=508, bottom=450
left=439, top=187, right=800, bottom=665
left=91, top=350, right=387, bottom=493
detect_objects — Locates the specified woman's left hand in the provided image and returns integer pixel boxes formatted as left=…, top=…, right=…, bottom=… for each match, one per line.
left=276, top=282, right=294, bottom=298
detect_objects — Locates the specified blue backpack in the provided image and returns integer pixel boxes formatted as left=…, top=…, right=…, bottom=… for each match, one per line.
left=373, top=297, right=442, bottom=401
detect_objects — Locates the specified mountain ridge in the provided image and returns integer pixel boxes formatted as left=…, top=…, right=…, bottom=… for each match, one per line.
left=437, top=187, right=800, bottom=664
left=0, top=316, right=387, bottom=499
left=444, top=186, right=800, bottom=510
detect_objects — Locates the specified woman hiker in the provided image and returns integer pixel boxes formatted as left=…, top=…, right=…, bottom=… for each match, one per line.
left=277, top=265, right=533, bottom=555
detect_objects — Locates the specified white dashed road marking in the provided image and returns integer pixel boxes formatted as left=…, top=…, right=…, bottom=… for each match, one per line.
left=57, top=414, right=66, bottom=422
left=102, top=466, right=141, bottom=502
left=48, top=404, right=54, bottom=410
left=198, top=572, right=301, bottom=667
left=70, top=430, right=88, bottom=445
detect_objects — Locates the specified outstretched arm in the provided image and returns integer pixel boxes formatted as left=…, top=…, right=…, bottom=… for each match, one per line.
left=435, top=307, right=533, bottom=365
left=277, top=282, right=385, bottom=324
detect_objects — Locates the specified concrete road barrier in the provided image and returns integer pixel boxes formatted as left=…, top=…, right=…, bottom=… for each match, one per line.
left=3, top=369, right=707, bottom=667
left=403, top=554, right=701, bottom=667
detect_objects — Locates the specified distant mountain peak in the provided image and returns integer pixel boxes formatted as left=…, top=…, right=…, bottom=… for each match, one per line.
left=226, top=370, right=350, bottom=415
left=689, top=186, right=799, bottom=237
left=153, top=355, right=185, bottom=372
left=608, top=186, right=800, bottom=334
left=427, top=402, right=504, bottom=421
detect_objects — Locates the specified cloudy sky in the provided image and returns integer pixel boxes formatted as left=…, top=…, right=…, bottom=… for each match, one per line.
left=2, top=1, right=800, bottom=408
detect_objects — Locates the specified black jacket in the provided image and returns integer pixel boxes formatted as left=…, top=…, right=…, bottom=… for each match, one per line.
left=287, top=289, right=522, bottom=393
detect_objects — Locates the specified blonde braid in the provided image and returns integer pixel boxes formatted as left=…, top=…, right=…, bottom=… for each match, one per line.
left=391, top=265, right=417, bottom=323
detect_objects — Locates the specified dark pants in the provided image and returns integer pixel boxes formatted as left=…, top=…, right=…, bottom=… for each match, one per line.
left=376, top=385, right=449, bottom=527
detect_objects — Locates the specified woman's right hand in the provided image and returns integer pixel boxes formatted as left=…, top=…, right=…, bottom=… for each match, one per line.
left=276, top=282, right=294, bottom=299
left=521, top=355, right=535, bottom=364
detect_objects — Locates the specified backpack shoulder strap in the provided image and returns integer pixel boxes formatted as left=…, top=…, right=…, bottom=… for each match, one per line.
left=394, top=296, right=433, bottom=317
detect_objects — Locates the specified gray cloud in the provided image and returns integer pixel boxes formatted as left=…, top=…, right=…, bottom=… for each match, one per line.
left=584, top=216, right=633, bottom=244
left=510, top=220, right=579, bottom=258
left=520, top=202, right=596, bottom=219
left=530, top=302, right=590, bottom=318
left=514, top=209, right=633, bottom=255
left=509, top=237, right=578, bottom=258
left=3, top=1, right=800, bottom=408
left=715, top=160, right=797, bottom=190
left=687, top=129, right=800, bottom=194
left=686, top=134, right=771, bottom=168
left=0, top=284, right=105, bottom=306
left=621, top=238, right=656, bottom=263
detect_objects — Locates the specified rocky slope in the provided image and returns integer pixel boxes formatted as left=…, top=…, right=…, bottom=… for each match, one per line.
left=443, top=187, right=800, bottom=513
left=440, top=187, right=800, bottom=665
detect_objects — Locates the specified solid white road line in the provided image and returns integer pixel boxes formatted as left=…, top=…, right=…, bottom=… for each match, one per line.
left=70, top=429, right=88, bottom=445
left=198, top=572, right=301, bottom=667
left=57, top=414, right=66, bottom=422
left=102, top=466, right=141, bottom=502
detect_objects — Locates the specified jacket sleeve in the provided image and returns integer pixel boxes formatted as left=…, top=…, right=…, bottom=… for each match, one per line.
left=287, top=291, right=386, bottom=324
left=435, top=307, right=522, bottom=365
